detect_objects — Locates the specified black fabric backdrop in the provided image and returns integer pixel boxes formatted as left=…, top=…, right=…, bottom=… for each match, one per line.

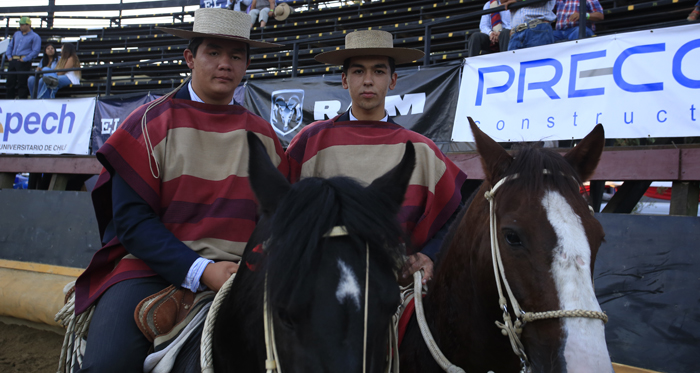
left=244, top=64, right=462, bottom=147
left=91, top=93, right=157, bottom=154
left=594, top=214, right=700, bottom=373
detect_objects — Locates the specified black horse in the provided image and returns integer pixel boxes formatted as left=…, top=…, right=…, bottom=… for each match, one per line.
left=173, top=132, right=414, bottom=372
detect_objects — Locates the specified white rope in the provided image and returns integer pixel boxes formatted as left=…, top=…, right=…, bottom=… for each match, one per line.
left=362, top=244, right=369, bottom=373
left=55, top=284, right=93, bottom=373
left=200, top=272, right=237, bottom=373
left=140, top=77, right=190, bottom=179
left=412, top=270, right=465, bottom=373
left=263, top=273, right=282, bottom=373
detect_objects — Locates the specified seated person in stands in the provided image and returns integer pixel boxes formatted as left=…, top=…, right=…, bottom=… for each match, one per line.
left=552, top=0, right=603, bottom=41
left=28, top=43, right=58, bottom=99
left=249, top=0, right=275, bottom=27
left=42, top=43, right=81, bottom=99
left=502, top=0, right=556, bottom=50
left=228, top=0, right=252, bottom=12
left=688, top=0, right=699, bottom=21
left=468, top=0, right=512, bottom=57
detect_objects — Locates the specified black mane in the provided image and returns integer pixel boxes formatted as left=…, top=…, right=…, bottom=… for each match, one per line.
left=264, top=175, right=406, bottom=307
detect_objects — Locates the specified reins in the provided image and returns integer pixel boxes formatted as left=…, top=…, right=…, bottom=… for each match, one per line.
left=411, top=171, right=608, bottom=373
left=263, top=225, right=371, bottom=373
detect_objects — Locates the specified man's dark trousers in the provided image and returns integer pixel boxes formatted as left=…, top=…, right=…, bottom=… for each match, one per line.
left=6, top=59, right=33, bottom=99
left=468, top=29, right=511, bottom=57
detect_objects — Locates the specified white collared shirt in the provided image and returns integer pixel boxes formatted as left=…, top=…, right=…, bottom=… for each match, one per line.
left=188, top=81, right=236, bottom=105
left=348, top=107, right=389, bottom=122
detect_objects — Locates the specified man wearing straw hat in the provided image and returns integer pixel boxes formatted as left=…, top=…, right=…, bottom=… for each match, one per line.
left=286, top=30, right=466, bottom=286
left=68, top=9, right=287, bottom=372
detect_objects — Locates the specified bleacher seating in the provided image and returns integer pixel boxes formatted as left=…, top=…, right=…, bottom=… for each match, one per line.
left=1, top=0, right=698, bottom=98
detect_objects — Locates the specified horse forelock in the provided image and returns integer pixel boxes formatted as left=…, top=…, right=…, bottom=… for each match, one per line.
left=265, top=175, right=405, bottom=310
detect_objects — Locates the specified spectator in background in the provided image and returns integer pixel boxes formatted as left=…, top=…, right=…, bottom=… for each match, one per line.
left=28, top=43, right=58, bottom=99
left=553, top=0, right=603, bottom=41
left=468, top=0, right=512, bottom=57
left=688, top=0, right=699, bottom=21
left=501, top=0, right=556, bottom=50
left=249, top=0, right=275, bottom=27
left=5, top=16, right=41, bottom=99
left=228, top=0, right=253, bottom=12
left=273, top=2, right=292, bottom=22
left=42, top=43, right=81, bottom=99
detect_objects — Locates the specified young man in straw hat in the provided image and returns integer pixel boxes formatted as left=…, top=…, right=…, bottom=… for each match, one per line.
left=286, top=30, right=466, bottom=285
left=71, top=9, right=287, bottom=372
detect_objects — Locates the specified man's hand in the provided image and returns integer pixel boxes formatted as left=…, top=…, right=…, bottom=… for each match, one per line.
left=568, top=12, right=580, bottom=22
left=489, top=31, right=500, bottom=44
left=501, top=0, right=516, bottom=10
left=201, top=261, right=239, bottom=292
left=268, top=8, right=274, bottom=16
left=399, top=252, right=434, bottom=286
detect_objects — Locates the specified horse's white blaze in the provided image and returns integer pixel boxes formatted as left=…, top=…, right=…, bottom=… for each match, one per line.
left=542, top=190, right=613, bottom=373
left=336, top=259, right=361, bottom=310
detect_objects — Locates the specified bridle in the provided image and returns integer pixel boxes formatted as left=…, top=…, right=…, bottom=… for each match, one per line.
left=412, top=171, right=608, bottom=373
left=484, top=172, right=608, bottom=372
left=263, top=226, right=371, bottom=373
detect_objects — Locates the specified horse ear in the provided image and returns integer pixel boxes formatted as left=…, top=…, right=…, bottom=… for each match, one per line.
left=469, top=117, right=513, bottom=185
left=563, top=124, right=605, bottom=182
left=367, top=141, right=416, bottom=212
left=247, top=131, right=291, bottom=215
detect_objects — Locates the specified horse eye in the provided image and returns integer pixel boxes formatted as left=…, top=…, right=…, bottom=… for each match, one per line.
left=503, top=230, right=522, bottom=246
left=276, top=308, right=294, bottom=328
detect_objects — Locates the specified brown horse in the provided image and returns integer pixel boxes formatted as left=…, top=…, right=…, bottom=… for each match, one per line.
left=399, top=119, right=612, bottom=373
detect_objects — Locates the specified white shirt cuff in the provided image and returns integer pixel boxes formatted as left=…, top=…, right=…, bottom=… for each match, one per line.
left=182, top=257, right=214, bottom=292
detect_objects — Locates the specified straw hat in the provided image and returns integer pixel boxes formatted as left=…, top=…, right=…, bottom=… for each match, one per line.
left=158, top=8, right=282, bottom=48
left=314, top=30, right=424, bottom=65
left=274, top=3, right=292, bottom=22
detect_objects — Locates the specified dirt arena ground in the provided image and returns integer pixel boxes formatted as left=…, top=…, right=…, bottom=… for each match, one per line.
left=0, top=322, right=63, bottom=373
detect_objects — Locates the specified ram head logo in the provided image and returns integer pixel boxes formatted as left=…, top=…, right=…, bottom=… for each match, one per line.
left=270, top=89, right=304, bottom=136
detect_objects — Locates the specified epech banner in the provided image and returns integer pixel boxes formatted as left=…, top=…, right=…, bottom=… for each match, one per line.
left=452, top=23, right=700, bottom=142
left=244, top=64, right=462, bottom=147
left=0, top=97, right=96, bottom=155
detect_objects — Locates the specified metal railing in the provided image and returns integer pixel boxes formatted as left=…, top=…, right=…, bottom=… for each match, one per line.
left=1, top=56, right=182, bottom=98
left=2, top=0, right=596, bottom=92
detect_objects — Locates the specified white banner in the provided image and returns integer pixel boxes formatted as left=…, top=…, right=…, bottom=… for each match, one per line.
left=0, top=97, right=96, bottom=155
left=452, top=24, right=700, bottom=142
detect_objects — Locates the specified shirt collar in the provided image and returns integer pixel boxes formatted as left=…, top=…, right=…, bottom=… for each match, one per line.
left=188, top=81, right=236, bottom=105
left=348, top=107, right=389, bottom=122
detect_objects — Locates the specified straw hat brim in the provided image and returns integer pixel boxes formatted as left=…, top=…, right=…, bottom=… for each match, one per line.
left=314, top=47, right=424, bottom=65
left=274, top=3, right=292, bottom=21
left=157, top=27, right=283, bottom=48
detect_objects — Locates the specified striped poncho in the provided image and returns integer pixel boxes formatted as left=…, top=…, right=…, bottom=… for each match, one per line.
left=75, top=93, right=287, bottom=314
left=286, top=113, right=466, bottom=254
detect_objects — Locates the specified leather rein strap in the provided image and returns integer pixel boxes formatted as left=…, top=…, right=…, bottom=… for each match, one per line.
left=263, top=226, right=371, bottom=373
